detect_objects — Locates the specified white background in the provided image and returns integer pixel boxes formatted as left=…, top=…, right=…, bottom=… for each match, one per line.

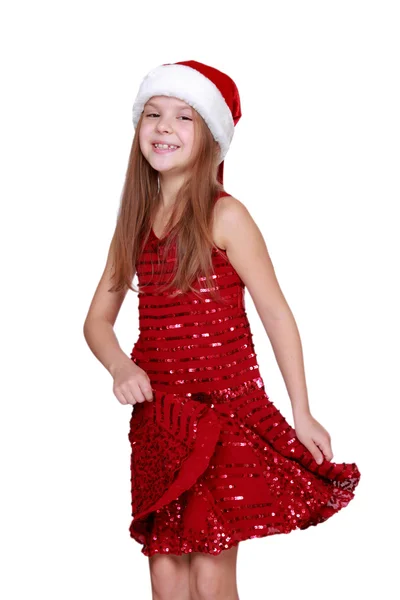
left=1, top=1, right=398, bottom=598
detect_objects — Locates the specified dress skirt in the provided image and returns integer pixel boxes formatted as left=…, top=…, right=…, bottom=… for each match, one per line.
left=128, top=376, right=361, bottom=557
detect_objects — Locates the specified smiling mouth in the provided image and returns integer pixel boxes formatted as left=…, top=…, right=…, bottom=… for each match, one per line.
left=152, top=144, right=180, bottom=154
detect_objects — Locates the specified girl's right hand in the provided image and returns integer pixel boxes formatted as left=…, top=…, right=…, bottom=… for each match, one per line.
left=110, top=359, right=154, bottom=406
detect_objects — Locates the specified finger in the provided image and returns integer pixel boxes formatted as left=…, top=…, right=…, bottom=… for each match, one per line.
left=129, top=384, right=146, bottom=404
left=314, top=452, right=324, bottom=465
left=311, top=442, right=324, bottom=465
left=314, top=439, right=333, bottom=463
left=122, top=384, right=140, bottom=405
left=113, top=388, right=128, bottom=405
left=320, top=441, right=334, bottom=462
left=139, top=381, right=154, bottom=402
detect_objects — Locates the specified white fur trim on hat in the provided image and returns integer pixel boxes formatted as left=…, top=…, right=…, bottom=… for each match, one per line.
left=132, top=64, right=234, bottom=163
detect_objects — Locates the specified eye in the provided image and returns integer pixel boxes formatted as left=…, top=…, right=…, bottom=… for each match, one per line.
left=145, top=113, right=192, bottom=121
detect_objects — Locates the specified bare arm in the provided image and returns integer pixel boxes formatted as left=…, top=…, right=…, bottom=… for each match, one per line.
left=214, top=196, right=311, bottom=419
left=216, top=196, right=333, bottom=465
left=83, top=233, right=133, bottom=377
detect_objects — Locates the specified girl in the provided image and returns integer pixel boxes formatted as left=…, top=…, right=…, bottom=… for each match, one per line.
left=83, top=60, right=361, bottom=600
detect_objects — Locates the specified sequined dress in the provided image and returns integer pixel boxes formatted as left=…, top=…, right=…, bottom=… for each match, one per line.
left=128, top=190, right=361, bottom=557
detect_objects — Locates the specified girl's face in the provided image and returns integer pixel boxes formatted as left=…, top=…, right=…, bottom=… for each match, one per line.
left=139, top=95, right=195, bottom=175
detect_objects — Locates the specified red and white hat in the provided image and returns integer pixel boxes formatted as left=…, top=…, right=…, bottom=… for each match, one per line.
left=132, top=60, right=242, bottom=185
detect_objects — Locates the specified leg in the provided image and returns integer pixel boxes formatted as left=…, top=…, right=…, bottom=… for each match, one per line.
left=189, top=544, right=240, bottom=600
left=148, top=553, right=191, bottom=600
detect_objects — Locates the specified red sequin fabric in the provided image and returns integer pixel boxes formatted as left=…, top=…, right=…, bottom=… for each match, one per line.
left=128, top=190, right=361, bottom=557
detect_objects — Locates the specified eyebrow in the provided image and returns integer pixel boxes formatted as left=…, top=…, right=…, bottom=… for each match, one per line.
left=145, top=101, right=192, bottom=111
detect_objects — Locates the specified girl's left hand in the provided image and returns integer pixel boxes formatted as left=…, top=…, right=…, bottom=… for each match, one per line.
left=293, top=412, right=333, bottom=465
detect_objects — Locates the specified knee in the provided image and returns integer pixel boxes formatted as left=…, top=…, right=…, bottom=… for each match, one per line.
left=190, top=568, right=225, bottom=600
left=190, top=549, right=239, bottom=600
left=149, top=555, right=189, bottom=600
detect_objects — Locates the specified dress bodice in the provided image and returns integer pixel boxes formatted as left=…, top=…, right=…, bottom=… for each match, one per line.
left=130, top=190, right=261, bottom=393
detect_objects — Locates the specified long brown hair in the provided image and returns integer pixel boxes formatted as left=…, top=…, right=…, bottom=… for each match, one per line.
left=109, top=107, right=229, bottom=303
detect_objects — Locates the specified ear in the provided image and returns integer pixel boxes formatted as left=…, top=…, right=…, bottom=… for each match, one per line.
left=214, top=140, right=222, bottom=158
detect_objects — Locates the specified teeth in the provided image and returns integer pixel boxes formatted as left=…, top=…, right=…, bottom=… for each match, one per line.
left=154, top=144, right=178, bottom=149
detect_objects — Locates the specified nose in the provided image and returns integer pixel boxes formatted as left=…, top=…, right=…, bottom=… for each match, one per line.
left=155, top=117, right=173, bottom=133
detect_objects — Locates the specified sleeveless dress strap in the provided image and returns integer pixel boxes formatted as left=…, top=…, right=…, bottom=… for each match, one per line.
left=214, top=189, right=231, bottom=202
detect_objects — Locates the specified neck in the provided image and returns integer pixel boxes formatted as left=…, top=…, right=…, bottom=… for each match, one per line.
left=158, top=173, right=187, bottom=209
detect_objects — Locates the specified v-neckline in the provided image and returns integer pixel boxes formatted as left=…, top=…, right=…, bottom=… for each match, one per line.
left=150, top=189, right=230, bottom=244
left=151, top=227, right=168, bottom=243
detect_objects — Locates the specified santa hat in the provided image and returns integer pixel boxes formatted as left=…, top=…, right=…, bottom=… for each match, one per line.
left=131, top=60, right=242, bottom=185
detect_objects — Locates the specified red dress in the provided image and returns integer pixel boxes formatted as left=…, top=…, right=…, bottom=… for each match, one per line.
left=128, top=190, right=361, bottom=557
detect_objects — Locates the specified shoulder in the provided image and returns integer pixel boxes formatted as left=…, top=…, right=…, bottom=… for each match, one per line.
left=215, top=196, right=249, bottom=222
left=213, top=195, right=254, bottom=250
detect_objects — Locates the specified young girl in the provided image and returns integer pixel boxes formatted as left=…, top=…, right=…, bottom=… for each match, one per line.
left=83, top=60, right=361, bottom=600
